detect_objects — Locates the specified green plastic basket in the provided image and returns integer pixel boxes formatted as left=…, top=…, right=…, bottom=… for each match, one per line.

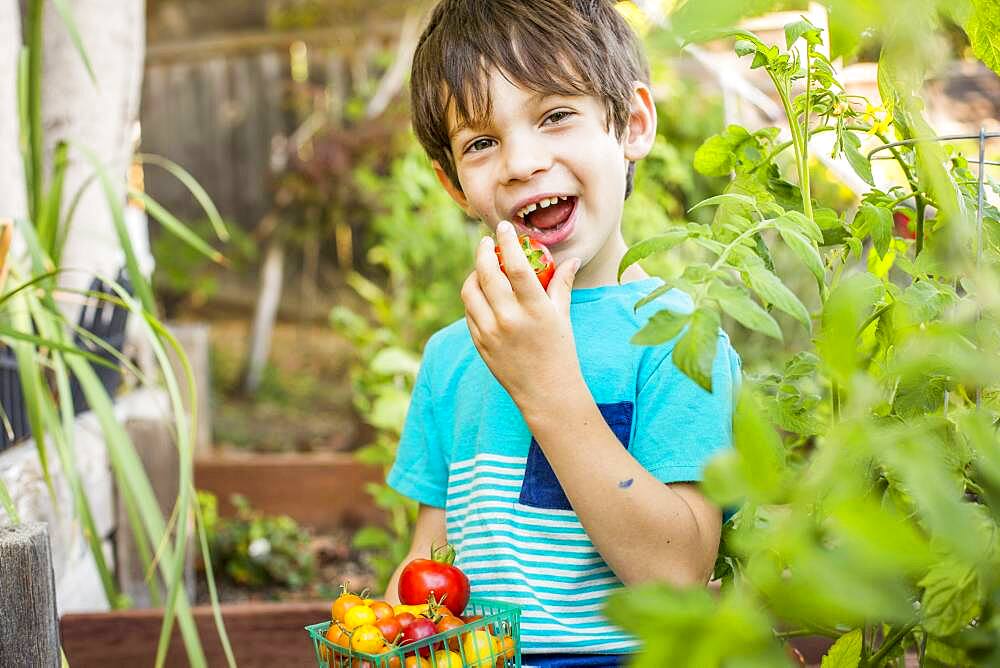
left=306, top=598, right=521, bottom=668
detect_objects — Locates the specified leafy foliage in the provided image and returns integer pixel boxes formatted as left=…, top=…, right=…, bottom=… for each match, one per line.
left=611, top=7, right=1000, bottom=667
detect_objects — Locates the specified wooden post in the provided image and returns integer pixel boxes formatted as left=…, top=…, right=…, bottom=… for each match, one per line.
left=0, top=522, right=61, bottom=668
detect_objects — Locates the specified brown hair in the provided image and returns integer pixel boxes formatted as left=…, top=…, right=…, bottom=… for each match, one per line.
left=410, top=0, right=650, bottom=197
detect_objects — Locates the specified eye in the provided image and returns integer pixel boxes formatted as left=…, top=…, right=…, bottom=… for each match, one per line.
left=464, top=137, right=495, bottom=154
left=544, top=110, right=573, bottom=125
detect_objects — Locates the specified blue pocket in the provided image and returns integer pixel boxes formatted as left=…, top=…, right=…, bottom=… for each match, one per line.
left=518, top=401, right=634, bottom=510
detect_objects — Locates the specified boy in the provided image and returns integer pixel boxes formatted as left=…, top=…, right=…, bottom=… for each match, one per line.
left=386, top=1, right=740, bottom=664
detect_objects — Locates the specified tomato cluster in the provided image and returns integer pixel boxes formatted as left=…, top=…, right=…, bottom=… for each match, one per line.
left=320, top=588, right=516, bottom=668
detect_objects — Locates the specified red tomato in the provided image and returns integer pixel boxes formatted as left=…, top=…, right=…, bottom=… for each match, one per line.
left=369, top=600, right=395, bottom=621
left=398, top=544, right=471, bottom=616
left=495, top=235, right=556, bottom=290
left=401, top=618, right=438, bottom=657
left=434, top=615, right=466, bottom=651
left=893, top=209, right=916, bottom=240
left=375, top=615, right=404, bottom=645
left=396, top=612, right=417, bottom=630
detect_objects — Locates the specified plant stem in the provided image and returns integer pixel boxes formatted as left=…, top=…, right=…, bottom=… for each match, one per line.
left=866, top=621, right=918, bottom=667
left=802, top=46, right=813, bottom=221
left=27, top=0, right=44, bottom=222
left=768, top=70, right=812, bottom=224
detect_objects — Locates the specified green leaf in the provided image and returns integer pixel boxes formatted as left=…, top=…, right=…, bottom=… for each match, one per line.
left=778, top=209, right=824, bottom=244
left=352, top=526, right=391, bottom=550
left=131, top=190, right=225, bottom=266
left=672, top=307, right=719, bottom=392
left=966, top=0, right=1000, bottom=77
left=689, top=193, right=757, bottom=214
left=50, top=0, right=97, bottom=83
left=854, top=203, right=893, bottom=257
left=708, top=281, right=782, bottom=340
left=779, top=226, right=825, bottom=283
left=693, top=125, right=752, bottom=177
left=820, top=628, right=862, bottom=668
left=632, top=309, right=690, bottom=346
left=919, top=562, right=982, bottom=636
left=0, top=476, right=19, bottom=523
left=784, top=18, right=821, bottom=49
left=370, top=347, right=421, bottom=377
left=746, top=265, right=811, bottom=331
left=617, top=229, right=688, bottom=281
left=842, top=132, right=875, bottom=186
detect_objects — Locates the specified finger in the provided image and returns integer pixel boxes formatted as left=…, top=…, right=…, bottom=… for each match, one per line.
left=461, top=269, right=497, bottom=337
left=546, top=257, right=582, bottom=319
left=494, top=220, right=544, bottom=300
left=475, top=231, right=517, bottom=314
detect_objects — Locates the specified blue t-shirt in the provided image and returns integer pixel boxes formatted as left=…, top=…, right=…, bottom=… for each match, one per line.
left=387, top=278, right=741, bottom=656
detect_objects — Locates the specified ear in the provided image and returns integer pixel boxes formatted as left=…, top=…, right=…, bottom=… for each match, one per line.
left=432, top=161, right=476, bottom=217
left=622, top=81, right=657, bottom=162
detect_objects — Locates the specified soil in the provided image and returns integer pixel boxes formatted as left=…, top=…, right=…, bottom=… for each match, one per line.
left=194, top=526, right=379, bottom=605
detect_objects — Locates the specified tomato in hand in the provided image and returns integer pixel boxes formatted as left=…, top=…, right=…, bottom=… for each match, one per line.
left=398, top=544, right=470, bottom=616
left=495, top=235, right=556, bottom=290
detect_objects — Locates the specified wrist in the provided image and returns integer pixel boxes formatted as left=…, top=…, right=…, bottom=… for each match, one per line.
left=517, top=371, right=592, bottom=432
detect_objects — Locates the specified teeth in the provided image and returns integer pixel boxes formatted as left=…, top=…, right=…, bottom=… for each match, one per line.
left=517, top=195, right=569, bottom=219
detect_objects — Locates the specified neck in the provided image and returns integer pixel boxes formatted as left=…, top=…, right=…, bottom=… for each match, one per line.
left=572, top=232, right=649, bottom=288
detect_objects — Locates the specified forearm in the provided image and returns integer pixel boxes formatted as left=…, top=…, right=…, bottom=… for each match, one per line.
left=519, top=377, right=719, bottom=587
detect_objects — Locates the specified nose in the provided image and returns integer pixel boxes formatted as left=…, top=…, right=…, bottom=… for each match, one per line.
left=501, top=132, right=551, bottom=183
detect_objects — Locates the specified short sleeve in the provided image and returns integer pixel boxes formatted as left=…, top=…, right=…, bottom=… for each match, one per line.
left=386, top=340, right=449, bottom=508
left=630, top=332, right=741, bottom=484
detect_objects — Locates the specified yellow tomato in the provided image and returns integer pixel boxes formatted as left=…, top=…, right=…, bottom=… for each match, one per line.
left=350, top=623, right=386, bottom=653
left=461, top=630, right=496, bottom=668
left=344, top=603, right=377, bottom=630
left=432, top=650, right=463, bottom=668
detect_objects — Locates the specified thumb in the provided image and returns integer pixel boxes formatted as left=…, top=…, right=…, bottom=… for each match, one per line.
left=546, top=257, right=581, bottom=316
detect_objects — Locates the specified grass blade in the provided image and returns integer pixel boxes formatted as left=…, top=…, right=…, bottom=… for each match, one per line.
left=136, top=153, right=229, bottom=242
left=131, top=189, right=227, bottom=265
left=49, top=0, right=98, bottom=84
left=0, top=475, right=19, bottom=523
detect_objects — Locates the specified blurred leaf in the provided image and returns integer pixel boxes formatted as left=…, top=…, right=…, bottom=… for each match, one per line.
left=919, top=561, right=982, bottom=636
left=966, top=0, right=1000, bottom=76
left=673, top=307, right=720, bottom=392
left=370, top=347, right=421, bottom=377
left=820, top=628, right=862, bottom=668
left=618, top=229, right=688, bottom=281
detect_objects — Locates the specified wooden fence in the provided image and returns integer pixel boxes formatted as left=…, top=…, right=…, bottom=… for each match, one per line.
left=140, top=23, right=403, bottom=232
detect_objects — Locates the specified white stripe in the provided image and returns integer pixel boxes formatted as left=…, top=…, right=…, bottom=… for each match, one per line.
left=448, top=477, right=524, bottom=496
left=447, top=486, right=522, bottom=506
left=467, top=582, right=615, bottom=602
left=451, top=453, right=527, bottom=471
left=450, top=508, right=582, bottom=529
left=469, top=573, right=620, bottom=592
left=467, top=592, right=615, bottom=615
left=450, top=464, right=526, bottom=481
left=459, top=535, right=600, bottom=555
left=458, top=523, right=595, bottom=545
left=460, top=557, right=613, bottom=580
left=457, top=545, right=605, bottom=566
left=521, top=637, right=639, bottom=652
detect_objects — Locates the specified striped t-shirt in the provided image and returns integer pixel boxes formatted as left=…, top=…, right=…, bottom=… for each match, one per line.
left=387, top=278, right=740, bottom=655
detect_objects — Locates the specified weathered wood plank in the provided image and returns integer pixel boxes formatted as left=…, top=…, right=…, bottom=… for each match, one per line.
left=194, top=452, right=386, bottom=531
left=0, top=522, right=61, bottom=668
left=61, top=601, right=329, bottom=667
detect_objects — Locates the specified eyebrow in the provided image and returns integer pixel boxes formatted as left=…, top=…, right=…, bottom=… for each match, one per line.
left=447, top=90, right=562, bottom=141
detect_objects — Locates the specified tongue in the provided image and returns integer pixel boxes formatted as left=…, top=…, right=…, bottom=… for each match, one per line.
left=525, top=199, right=573, bottom=229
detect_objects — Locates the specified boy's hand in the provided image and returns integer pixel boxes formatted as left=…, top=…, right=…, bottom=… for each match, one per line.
left=461, top=220, right=583, bottom=408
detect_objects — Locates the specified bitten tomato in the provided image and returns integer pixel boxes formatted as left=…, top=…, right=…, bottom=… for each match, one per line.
left=398, top=544, right=471, bottom=616
left=401, top=618, right=438, bottom=657
left=495, top=235, right=556, bottom=290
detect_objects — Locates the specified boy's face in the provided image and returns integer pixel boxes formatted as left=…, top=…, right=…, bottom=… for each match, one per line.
left=433, top=69, right=657, bottom=288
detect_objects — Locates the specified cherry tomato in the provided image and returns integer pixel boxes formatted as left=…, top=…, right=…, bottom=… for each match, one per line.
left=332, top=592, right=366, bottom=623
left=344, top=604, right=377, bottom=630
left=433, top=650, right=464, bottom=668
left=461, top=630, right=497, bottom=668
left=398, top=544, right=471, bottom=617
left=396, top=612, right=417, bottom=630
left=404, top=657, right=431, bottom=668
left=369, top=600, right=394, bottom=621
left=374, top=615, right=404, bottom=645
left=434, top=615, right=466, bottom=651
left=350, top=624, right=386, bottom=654
left=494, top=635, right=516, bottom=667
left=495, top=235, right=556, bottom=290
left=401, top=618, right=438, bottom=657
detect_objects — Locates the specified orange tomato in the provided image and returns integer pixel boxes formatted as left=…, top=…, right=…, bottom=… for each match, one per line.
left=404, top=656, right=431, bottom=668
left=333, top=593, right=366, bottom=623
left=494, top=635, right=516, bottom=667
left=369, top=600, right=395, bottom=621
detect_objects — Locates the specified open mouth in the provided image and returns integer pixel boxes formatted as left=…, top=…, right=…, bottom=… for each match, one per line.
left=511, top=195, right=578, bottom=245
